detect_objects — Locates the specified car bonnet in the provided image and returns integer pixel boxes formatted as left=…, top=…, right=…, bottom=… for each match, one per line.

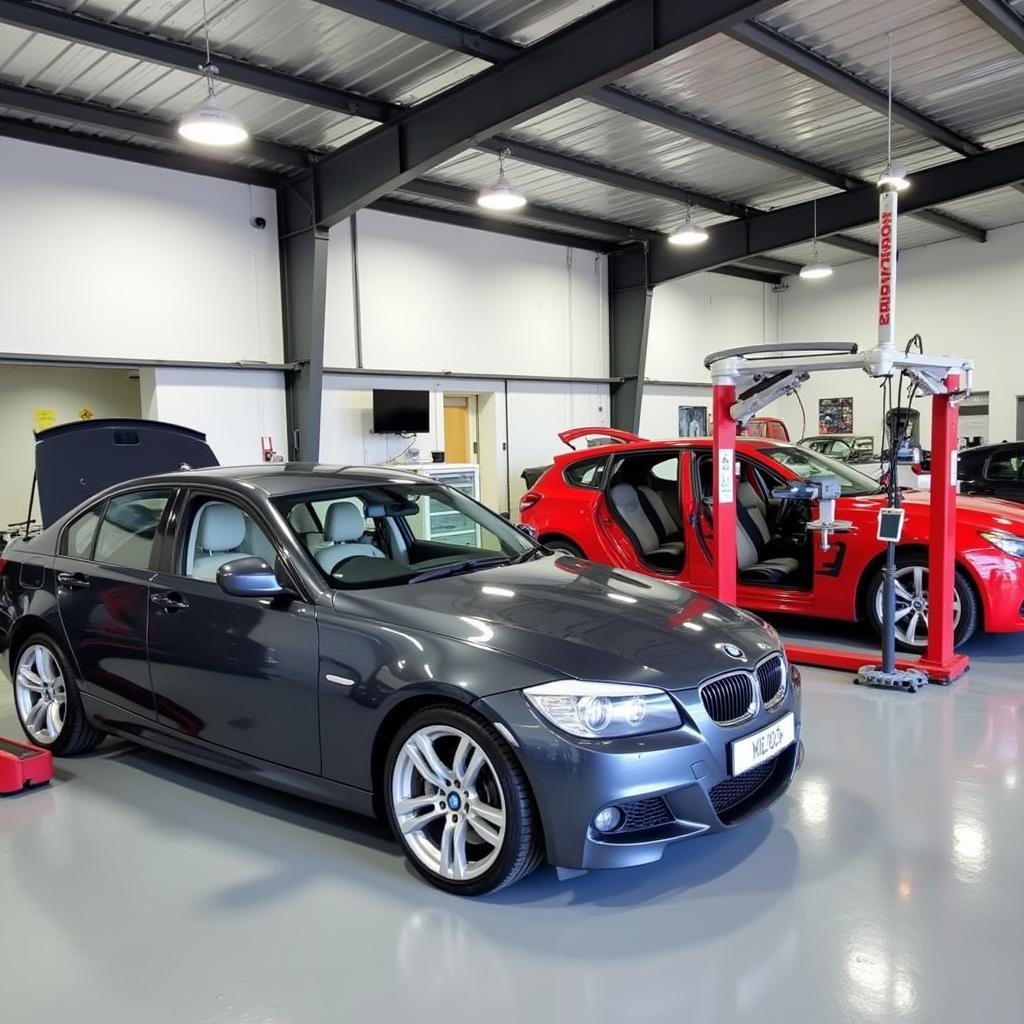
left=333, top=557, right=781, bottom=691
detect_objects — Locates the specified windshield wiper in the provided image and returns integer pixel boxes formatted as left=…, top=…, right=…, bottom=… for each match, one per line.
left=408, top=555, right=512, bottom=584
left=511, top=546, right=546, bottom=563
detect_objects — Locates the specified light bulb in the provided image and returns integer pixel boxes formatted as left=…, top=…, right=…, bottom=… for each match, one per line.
left=179, top=92, right=248, bottom=147
left=877, top=163, right=910, bottom=191
left=799, top=259, right=833, bottom=280
left=668, top=222, right=709, bottom=246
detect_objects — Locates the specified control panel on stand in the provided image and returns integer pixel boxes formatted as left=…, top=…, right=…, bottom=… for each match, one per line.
left=771, top=474, right=852, bottom=552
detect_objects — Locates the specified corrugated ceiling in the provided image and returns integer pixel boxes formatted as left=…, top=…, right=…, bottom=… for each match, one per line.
left=0, top=0, right=1020, bottom=263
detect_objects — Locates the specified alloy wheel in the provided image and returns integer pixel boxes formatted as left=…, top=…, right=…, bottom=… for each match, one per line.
left=875, top=564, right=961, bottom=649
left=14, top=644, right=67, bottom=744
left=391, top=725, right=507, bottom=882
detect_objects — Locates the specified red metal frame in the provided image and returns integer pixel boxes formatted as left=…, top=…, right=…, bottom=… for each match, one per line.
left=0, top=736, right=53, bottom=794
left=711, top=378, right=969, bottom=684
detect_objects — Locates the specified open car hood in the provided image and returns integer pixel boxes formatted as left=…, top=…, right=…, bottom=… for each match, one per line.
left=35, top=418, right=218, bottom=526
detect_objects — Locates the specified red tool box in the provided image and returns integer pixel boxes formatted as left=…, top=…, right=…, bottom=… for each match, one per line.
left=0, top=736, right=53, bottom=794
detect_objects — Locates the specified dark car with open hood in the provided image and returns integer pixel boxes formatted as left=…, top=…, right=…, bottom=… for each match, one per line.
left=0, top=420, right=801, bottom=895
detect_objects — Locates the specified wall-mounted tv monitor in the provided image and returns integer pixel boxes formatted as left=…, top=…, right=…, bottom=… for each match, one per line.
left=372, top=389, right=430, bottom=434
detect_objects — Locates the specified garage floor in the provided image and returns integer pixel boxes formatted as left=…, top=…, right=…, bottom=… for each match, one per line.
left=2, top=630, right=1022, bottom=1024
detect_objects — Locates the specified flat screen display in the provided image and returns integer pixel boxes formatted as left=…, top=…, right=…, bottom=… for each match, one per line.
left=372, top=390, right=430, bottom=434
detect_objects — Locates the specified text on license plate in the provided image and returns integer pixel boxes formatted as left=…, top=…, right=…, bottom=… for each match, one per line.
left=730, top=713, right=796, bottom=776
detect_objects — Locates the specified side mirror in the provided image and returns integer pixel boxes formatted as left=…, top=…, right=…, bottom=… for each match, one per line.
left=516, top=523, right=539, bottom=541
left=217, top=556, right=285, bottom=598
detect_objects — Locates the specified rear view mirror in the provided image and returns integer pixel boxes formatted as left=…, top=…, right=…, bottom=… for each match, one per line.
left=217, top=557, right=285, bottom=597
left=364, top=500, right=419, bottom=517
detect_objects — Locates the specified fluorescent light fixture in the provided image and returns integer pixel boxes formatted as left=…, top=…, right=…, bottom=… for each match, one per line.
left=179, top=89, right=248, bottom=146
left=800, top=200, right=832, bottom=280
left=668, top=207, right=708, bottom=246
left=877, top=163, right=910, bottom=191
left=799, top=258, right=833, bottom=280
left=478, top=148, right=526, bottom=211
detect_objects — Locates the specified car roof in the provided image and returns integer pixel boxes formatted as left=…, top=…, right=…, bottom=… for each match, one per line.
left=119, top=463, right=433, bottom=497
left=561, top=436, right=780, bottom=459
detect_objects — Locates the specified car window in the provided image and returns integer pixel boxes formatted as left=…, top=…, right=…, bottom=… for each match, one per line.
left=274, top=483, right=532, bottom=589
left=987, top=451, right=1023, bottom=481
left=564, top=456, right=606, bottom=489
left=63, top=505, right=103, bottom=559
left=649, top=455, right=680, bottom=483
left=831, top=439, right=852, bottom=458
left=93, top=490, right=171, bottom=570
left=181, top=498, right=277, bottom=582
left=769, top=446, right=880, bottom=496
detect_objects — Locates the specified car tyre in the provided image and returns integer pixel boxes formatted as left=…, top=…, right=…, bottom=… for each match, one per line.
left=866, top=555, right=979, bottom=652
left=384, top=705, right=543, bottom=896
left=11, top=633, right=105, bottom=755
left=542, top=536, right=584, bottom=557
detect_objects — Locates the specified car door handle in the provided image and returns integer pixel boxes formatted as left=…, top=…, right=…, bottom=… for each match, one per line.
left=151, top=591, right=189, bottom=612
left=57, top=571, right=90, bottom=591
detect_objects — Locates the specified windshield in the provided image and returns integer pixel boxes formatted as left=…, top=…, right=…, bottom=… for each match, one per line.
left=768, top=446, right=880, bottom=496
left=274, top=482, right=535, bottom=589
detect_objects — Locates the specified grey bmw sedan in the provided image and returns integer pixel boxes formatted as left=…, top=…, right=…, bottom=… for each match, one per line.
left=2, top=442, right=801, bottom=894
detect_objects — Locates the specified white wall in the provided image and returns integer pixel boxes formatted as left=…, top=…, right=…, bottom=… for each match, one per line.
left=773, top=221, right=1024, bottom=447
left=0, top=137, right=282, bottom=365
left=325, top=210, right=608, bottom=376
left=0, top=366, right=141, bottom=527
left=646, top=272, right=780, bottom=383
left=140, top=367, right=287, bottom=467
left=635, top=271, right=780, bottom=439
left=320, top=373, right=609, bottom=517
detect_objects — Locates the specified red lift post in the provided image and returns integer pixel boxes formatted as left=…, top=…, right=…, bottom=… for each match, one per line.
left=707, top=185, right=972, bottom=685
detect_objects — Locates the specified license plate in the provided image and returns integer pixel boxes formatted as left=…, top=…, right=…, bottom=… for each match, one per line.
left=730, top=713, right=796, bottom=776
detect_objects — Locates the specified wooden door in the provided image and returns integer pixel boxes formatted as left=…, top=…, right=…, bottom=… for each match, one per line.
left=443, top=403, right=471, bottom=463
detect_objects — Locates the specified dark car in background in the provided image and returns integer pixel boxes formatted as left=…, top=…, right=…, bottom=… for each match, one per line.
left=1, top=422, right=801, bottom=895
left=958, top=442, right=1024, bottom=503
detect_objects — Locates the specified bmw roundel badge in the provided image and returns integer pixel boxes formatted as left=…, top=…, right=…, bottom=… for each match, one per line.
left=717, top=643, right=747, bottom=662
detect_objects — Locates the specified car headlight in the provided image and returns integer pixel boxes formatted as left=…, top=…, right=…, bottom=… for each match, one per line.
left=981, top=530, right=1024, bottom=559
left=523, top=680, right=681, bottom=739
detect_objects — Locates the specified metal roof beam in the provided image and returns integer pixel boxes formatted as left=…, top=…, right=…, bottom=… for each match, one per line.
left=728, top=22, right=985, bottom=158
left=370, top=197, right=616, bottom=252
left=597, top=86, right=987, bottom=243
left=0, top=0, right=398, bottom=122
left=309, top=0, right=517, bottom=61
left=312, top=0, right=783, bottom=226
left=819, top=234, right=876, bottom=257
left=960, top=0, right=1024, bottom=55
left=637, top=138, right=1024, bottom=286
left=735, top=255, right=802, bottom=276
left=595, top=86, right=861, bottom=189
left=399, top=178, right=660, bottom=243
left=0, top=83, right=309, bottom=169
left=0, top=115, right=284, bottom=188
left=479, top=137, right=753, bottom=219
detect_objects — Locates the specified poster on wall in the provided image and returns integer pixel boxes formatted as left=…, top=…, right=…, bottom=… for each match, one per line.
left=818, top=397, right=853, bottom=434
left=678, top=405, right=708, bottom=437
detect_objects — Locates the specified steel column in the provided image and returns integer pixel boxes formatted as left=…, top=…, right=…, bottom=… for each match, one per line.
left=609, top=248, right=652, bottom=434
left=279, top=184, right=329, bottom=462
left=920, top=375, right=970, bottom=680
left=712, top=384, right=738, bottom=606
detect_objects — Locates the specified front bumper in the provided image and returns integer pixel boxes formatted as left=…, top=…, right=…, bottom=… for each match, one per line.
left=475, top=672, right=802, bottom=871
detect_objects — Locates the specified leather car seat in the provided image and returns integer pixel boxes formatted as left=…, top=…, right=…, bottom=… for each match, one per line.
left=191, top=503, right=255, bottom=581
left=736, top=482, right=799, bottom=583
left=315, top=502, right=385, bottom=572
left=608, top=482, right=685, bottom=570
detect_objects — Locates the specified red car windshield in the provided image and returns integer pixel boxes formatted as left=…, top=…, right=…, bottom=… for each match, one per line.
left=768, top=446, right=880, bottom=497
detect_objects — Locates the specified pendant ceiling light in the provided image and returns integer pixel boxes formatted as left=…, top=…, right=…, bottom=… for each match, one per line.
left=178, top=0, right=248, bottom=147
left=668, top=205, right=709, bottom=246
left=799, top=199, right=833, bottom=280
left=877, top=32, right=909, bottom=192
left=477, top=148, right=526, bottom=211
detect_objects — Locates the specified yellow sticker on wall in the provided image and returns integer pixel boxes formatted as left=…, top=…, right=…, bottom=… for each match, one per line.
left=33, top=408, right=57, bottom=432
left=79, top=408, right=94, bottom=421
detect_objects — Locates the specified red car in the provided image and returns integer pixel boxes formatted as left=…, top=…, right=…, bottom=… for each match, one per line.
left=519, top=429, right=1024, bottom=651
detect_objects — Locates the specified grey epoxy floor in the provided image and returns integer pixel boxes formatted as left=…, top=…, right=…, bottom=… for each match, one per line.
left=2, top=630, right=1023, bottom=1024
